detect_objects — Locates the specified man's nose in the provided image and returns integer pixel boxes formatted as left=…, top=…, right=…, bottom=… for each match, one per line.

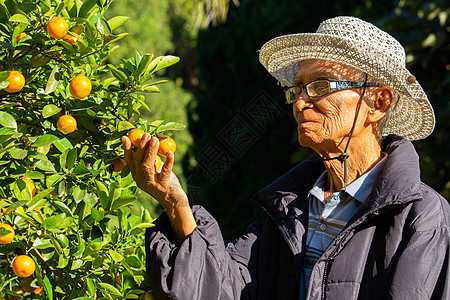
left=293, top=91, right=314, bottom=111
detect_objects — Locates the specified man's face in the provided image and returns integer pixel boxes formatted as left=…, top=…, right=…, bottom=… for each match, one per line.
left=292, top=59, right=370, bottom=151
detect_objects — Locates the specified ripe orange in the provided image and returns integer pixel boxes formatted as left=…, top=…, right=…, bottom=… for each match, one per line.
left=128, top=128, right=145, bottom=147
left=69, top=75, right=92, bottom=99
left=22, top=177, right=35, bottom=197
left=155, top=155, right=162, bottom=172
left=158, top=137, right=176, bottom=157
left=1, top=207, right=12, bottom=215
left=0, top=223, right=15, bottom=244
left=34, top=287, right=44, bottom=294
left=63, top=32, right=80, bottom=44
left=57, top=115, right=77, bottom=134
left=144, top=291, right=156, bottom=300
left=47, top=17, right=68, bottom=39
left=112, top=158, right=126, bottom=172
left=16, top=32, right=26, bottom=43
left=12, top=255, right=36, bottom=277
left=5, top=70, right=25, bottom=93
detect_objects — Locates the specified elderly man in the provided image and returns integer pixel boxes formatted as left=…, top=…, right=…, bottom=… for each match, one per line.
left=122, top=16, right=449, bottom=299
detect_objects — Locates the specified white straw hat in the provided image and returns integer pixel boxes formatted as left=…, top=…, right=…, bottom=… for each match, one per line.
left=259, top=16, right=435, bottom=141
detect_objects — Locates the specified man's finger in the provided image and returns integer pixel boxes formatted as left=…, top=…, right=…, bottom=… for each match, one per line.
left=142, top=137, right=159, bottom=174
left=160, top=151, right=174, bottom=180
left=135, top=132, right=151, bottom=163
left=122, top=136, right=136, bottom=174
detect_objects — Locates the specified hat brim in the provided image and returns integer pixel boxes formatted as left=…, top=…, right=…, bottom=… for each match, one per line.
left=259, top=33, right=435, bottom=141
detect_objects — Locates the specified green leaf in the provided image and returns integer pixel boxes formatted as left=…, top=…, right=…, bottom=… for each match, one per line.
left=97, top=282, right=122, bottom=297
left=86, top=278, right=97, bottom=297
left=103, top=32, right=128, bottom=46
left=35, top=159, right=56, bottom=172
left=0, top=111, right=17, bottom=129
left=33, top=134, right=59, bottom=147
left=45, top=65, right=59, bottom=95
left=95, top=180, right=109, bottom=208
left=125, top=255, right=142, bottom=269
left=9, top=148, right=27, bottom=159
left=58, top=254, right=69, bottom=268
left=43, top=275, right=53, bottom=299
left=110, top=67, right=128, bottom=84
left=54, top=138, right=73, bottom=152
left=147, top=56, right=163, bottom=74
left=140, top=85, right=159, bottom=93
left=117, top=121, right=134, bottom=131
left=109, top=249, right=124, bottom=262
left=78, top=0, right=97, bottom=18
left=9, top=13, right=29, bottom=24
left=72, top=165, right=90, bottom=176
left=66, top=148, right=77, bottom=170
left=111, top=194, right=135, bottom=211
left=137, top=54, right=153, bottom=76
left=156, top=122, right=186, bottom=132
left=107, top=16, right=129, bottom=31
left=152, top=55, right=180, bottom=73
left=42, top=104, right=61, bottom=118
left=24, top=171, right=44, bottom=180
left=54, top=201, right=73, bottom=217
left=90, top=207, right=104, bottom=221
left=44, top=215, right=73, bottom=229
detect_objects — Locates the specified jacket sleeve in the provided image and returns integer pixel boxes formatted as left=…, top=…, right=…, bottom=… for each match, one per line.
left=145, top=205, right=260, bottom=300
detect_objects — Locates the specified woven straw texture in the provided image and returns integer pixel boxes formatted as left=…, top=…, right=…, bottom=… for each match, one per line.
left=259, top=16, right=435, bottom=141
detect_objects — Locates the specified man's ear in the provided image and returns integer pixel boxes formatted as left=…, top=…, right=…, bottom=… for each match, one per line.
left=367, top=87, right=394, bottom=124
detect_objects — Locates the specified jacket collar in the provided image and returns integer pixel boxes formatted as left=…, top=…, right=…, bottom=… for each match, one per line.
left=251, top=135, right=423, bottom=222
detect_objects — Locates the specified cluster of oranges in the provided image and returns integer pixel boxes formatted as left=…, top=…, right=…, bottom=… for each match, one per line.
left=112, top=129, right=177, bottom=173
left=0, top=222, right=43, bottom=297
left=4, top=16, right=92, bottom=136
left=1, top=176, right=44, bottom=297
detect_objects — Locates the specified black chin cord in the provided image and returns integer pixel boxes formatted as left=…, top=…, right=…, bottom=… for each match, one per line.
left=322, top=74, right=369, bottom=191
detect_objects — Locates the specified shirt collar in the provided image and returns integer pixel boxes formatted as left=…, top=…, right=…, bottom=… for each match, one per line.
left=309, top=154, right=387, bottom=203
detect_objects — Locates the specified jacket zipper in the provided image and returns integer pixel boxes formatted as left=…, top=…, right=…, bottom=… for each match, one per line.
left=321, top=230, right=351, bottom=300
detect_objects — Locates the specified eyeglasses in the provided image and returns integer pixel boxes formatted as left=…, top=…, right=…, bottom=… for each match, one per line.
left=284, top=79, right=381, bottom=104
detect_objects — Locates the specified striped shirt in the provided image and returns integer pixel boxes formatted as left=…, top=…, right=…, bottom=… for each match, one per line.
left=298, top=156, right=386, bottom=300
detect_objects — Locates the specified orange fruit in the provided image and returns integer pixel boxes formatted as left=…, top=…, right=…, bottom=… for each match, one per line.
left=22, top=177, right=35, bottom=197
left=112, top=158, right=126, bottom=172
left=69, top=75, right=92, bottom=99
left=144, top=291, right=156, bottom=300
left=63, top=32, right=80, bottom=44
left=47, top=17, right=68, bottom=39
left=57, top=115, right=77, bottom=134
left=1, top=207, right=12, bottom=215
left=158, top=137, right=176, bottom=157
left=128, top=128, right=145, bottom=147
left=12, top=255, right=36, bottom=278
left=0, top=223, right=15, bottom=244
left=155, top=155, right=162, bottom=172
left=4, top=70, right=25, bottom=93
left=16, top=32, right=26, bottom=43
left=34, top=287, right=44, bottom=294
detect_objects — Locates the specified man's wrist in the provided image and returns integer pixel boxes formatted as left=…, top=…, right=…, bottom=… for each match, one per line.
left=163, top=204, right=197, bottom=241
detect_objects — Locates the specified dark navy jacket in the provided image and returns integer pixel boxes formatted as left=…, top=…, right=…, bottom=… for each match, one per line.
left=146, top=135, right=449, bottom=299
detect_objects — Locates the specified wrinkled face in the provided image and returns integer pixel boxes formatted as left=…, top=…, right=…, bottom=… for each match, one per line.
left=292, top=59, right=370, bottom=151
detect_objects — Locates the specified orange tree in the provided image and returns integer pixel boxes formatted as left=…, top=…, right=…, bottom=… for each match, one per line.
left=0, top=0, right=184, bottom=298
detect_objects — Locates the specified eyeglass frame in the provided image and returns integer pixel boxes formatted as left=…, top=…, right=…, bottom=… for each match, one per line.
left=284, top=79, right=382, bottom=104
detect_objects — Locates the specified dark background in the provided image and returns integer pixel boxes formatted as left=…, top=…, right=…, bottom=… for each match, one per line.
left=167, top=0, right=449, bottom=242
